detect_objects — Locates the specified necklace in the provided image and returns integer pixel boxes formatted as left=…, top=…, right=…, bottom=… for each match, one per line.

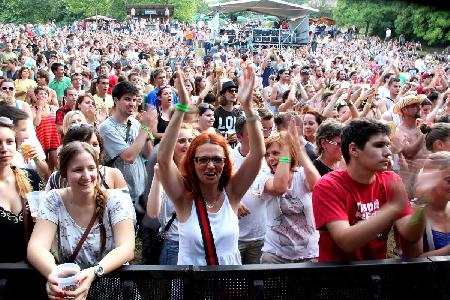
left=204, top=192, right=221, bottom=209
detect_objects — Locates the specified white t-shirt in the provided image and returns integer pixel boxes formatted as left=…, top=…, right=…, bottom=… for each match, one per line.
left=230, top=146, right=269, bottom=241
left=37, top=189, right=136, bottom=269
left=258, top=168, right=319, bottom=260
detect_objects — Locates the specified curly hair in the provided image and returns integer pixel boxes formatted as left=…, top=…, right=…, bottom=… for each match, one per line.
left=315, top=120, right=344, bottom=156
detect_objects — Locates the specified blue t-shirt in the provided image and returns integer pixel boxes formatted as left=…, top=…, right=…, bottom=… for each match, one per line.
left=147, top=88, right=178, bottom=107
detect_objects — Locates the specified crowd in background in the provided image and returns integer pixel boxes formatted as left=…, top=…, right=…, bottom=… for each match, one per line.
left=0, top=17, right=449, bottom=298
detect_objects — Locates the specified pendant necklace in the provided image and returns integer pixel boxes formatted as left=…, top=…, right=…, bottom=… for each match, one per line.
left=204, top=192, right=221, bottom=209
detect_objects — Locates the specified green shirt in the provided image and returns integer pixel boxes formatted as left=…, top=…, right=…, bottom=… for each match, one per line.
left=49, top=76, right=72, bottom=102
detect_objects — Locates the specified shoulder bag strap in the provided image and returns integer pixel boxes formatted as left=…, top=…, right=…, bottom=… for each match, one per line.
left=99, top=167, right=110, bottom=190
left=68, top=212, right=97, bottom=263
left=163, top=212, right=177, bottom=232
left=193, top=194, right=219, bottom=266
left=104, top=119, right=132, bottom=166
left=425, top=218, right=435, bottom=251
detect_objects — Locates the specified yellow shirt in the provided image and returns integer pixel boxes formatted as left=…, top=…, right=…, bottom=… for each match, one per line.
left=14, top=79, right=37, bottom=101
left=93, top=94, right=114, bottom=110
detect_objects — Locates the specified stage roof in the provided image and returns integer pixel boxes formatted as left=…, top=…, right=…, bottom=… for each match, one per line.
left=209, top=0, right=318, bottom=19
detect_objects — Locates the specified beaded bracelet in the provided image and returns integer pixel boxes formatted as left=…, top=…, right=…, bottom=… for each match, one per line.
left=140, top=124, right=155, bottom=142
left=279, top=157, right=291, bottom=163
left=176, top=103, right=189, bottom=112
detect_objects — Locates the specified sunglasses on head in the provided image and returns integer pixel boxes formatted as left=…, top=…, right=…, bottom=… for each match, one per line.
left=68, top=123, right=95, bottom=131
left=0, top=117, right=13, bottom=125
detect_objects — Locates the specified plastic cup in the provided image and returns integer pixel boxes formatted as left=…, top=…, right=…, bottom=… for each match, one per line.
left=54, top=263, right=81, bottom=292
left=21, top=141, right=33, bottom=161
left=26, top=191, right=46, bottom=218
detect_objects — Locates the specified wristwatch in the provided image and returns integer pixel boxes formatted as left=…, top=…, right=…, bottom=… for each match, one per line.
left=93, top=264, right=104, bottom=278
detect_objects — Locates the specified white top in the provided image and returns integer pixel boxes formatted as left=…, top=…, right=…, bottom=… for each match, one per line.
left=258, top=168, right=319, bottom=260
left=157, top=188, right=179, bottom=242
left=37, top=189, right=136, bottom=269
left=230, top=146, right=268, bottom=241
left=177, top=193, right=241, bottom=266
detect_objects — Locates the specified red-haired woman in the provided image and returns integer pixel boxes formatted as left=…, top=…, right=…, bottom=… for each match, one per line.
left=157, top=66, right=265, bottom=266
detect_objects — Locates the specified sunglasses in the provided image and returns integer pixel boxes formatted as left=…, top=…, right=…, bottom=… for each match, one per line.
left=198, top=103, right=212, bottom=110
left=68, top=123, right=95, bottom=131
left=227, top=88, right=238, bottom=93
left=1, top=86, right=14, bottom=91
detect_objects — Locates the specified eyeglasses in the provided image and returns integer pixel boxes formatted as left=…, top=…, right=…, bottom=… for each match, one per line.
left=1, top=86, right=14, bottom=91
left=327, top=140, right=341, bottom=147
left=194, top=156, right=226, bottom=166
left=227, top=89, right=238, bottom=94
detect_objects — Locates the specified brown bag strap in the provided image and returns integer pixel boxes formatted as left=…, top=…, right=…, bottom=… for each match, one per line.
left=68, top=212, right=97, bottom=262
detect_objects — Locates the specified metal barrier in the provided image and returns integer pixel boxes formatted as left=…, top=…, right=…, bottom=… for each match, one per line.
left=1, top=257, right=450, bottom=299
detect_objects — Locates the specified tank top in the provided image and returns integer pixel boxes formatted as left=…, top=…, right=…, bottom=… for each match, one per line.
left=36, top=108, right=61, bottom=151
left=177, top=193, right=241, bottom=266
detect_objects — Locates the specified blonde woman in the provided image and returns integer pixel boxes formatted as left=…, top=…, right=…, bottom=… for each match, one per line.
left=62, top=110, right=87, bottom=136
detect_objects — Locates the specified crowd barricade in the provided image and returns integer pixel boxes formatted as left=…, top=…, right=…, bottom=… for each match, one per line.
left=1, top=257, right=450, bottom=299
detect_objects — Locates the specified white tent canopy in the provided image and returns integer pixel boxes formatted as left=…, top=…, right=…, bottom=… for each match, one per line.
left=209, top=0, right=318, bottom=20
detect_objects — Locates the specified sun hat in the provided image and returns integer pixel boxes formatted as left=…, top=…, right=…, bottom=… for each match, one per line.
left=393, top=91, right=427, bottom=115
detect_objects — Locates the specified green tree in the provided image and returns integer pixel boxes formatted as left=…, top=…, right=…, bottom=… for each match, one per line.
left=334, top=0, right=450, bottom=46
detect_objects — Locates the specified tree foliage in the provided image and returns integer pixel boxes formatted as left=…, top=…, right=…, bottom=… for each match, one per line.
left=0, top=0, right=203, bottom=24
left=333, top=0, right=450, bottom=46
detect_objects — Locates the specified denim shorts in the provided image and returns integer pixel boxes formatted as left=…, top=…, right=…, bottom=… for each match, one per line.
left=159, top=239, right=179, bottom=265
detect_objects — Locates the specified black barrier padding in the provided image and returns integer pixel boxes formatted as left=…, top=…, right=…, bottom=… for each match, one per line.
left=0, top=258, right=449, bottom=300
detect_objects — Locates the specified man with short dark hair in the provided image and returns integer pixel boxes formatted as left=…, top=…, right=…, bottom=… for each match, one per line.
left=313, top=119, right=424, bottom=262
left=49, top=62, right=72, bottom=102
left=55, top=87, right=78, bottom=136
left=93, top=75, right=114, bottom=110
left=99, top=81, right=156, bottom=215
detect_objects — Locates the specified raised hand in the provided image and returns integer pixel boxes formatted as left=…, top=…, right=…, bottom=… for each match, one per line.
left=173, top=67, right=191, bottom=106
left=287, top=116, right=306, bottom=150
left=389, top=177, right=408, bottom=213
left=237, top=64, right=255, bottom=109
left=141, top=107, right=157, bottom=128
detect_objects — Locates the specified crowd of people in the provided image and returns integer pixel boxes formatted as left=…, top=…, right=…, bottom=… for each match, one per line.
left=0, top=17, right=449, bottom=298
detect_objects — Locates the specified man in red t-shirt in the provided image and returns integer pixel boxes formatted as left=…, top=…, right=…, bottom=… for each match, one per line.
left=312, top=119, right=425, bottom=262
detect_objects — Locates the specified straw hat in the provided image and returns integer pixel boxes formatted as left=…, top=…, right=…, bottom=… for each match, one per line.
left=393, top=92, right=427, bottom=115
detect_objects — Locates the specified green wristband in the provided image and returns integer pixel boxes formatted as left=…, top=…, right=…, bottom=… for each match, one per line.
left=411, top=207, right=424, bottom=225
left=279, top=157, right=291, bottom=163
left=176, top=103, right=189, bottom=112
